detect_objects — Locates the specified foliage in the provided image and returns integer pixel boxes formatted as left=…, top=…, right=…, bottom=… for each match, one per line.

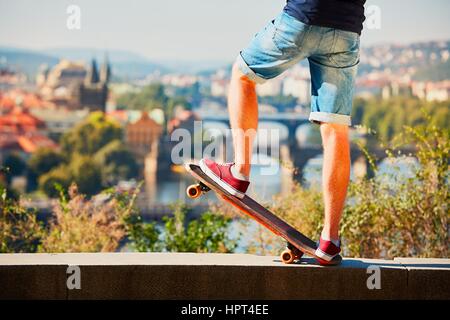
left=117, top=83, right=168, bottom=111
left=69, top=155, right=103, bottom=196
left=116, top=83, right=192, bottom=120
left=35, top=112, right=138, bottom=197
left=28, top=148, right=65, bottom=177
left=94, top=140, right=140, bottom=186
left=1, top=183, right=237, bottom=254
left=126, top=202, right=238, bottom=253
left=38, top=165, right=72, bottom=198
left=125, top=214, right=161, bottom=252
left=0, top=187, right=44, bottom=253
left=341, top=118, right=449, bottom=258
left=27, top=148, right=65, bottom=189
left=163, top=202, right=237, bottom=253
left=39, top=184, right=135, bottom=253
left=352, top=97, right=449, bottom=141
left=3, top=152, right=26, bottom=177
left=60, top=111, right=122, bottom=155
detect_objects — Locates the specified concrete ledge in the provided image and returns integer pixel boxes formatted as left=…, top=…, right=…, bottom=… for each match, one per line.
left=0, top=253, right=448, bottom=300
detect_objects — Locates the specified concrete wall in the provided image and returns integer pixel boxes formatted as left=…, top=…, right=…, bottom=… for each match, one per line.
left=0, top=253, right=448, bottom=300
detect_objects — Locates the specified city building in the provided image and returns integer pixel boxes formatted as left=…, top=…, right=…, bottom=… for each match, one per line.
left=167, top=109, right=199, bottom=135
left=257, top=78, right=282, bottom=96
left=125, top=112, right=162, bottom=169
left=211, top=78, right=229, bottom=97
left=0, top=68, right=26, bottom=90
left=0, top=106, right=58, bottom=162
left=37, top=57, right=111, bottom=111
left=30, top=108, right=89, bottom=140
left=412, top=80, right=450, bottom=102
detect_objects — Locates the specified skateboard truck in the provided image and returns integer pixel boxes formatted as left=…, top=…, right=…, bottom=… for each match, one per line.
left=186, top=182, right=211, bottom=199
left=280, top=242, right=304, bottom=264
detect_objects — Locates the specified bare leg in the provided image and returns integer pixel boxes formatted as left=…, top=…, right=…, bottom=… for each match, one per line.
left=228, top=63, right=258, bottom=177
left=320, top=123, right=351, bottom=241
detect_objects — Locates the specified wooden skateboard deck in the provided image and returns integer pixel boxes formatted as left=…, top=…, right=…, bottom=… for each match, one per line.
left=185, top=163, right=341, bottom=265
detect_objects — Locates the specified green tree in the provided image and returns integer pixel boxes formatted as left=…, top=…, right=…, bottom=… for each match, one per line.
left=38, top=165, right=72, bottom=198
left=69, top=155, right=102, bottom=196
left=3, top=152, right=26, bottom=177
left=27, top=148, right=65, bottom=189
left=352, top=97, right=450, bottom=141
left=117, top=83, right=168, bottom=111
left=28, top=148, right=65, bottom=176
left=60, top=111, right=122, bottom=155
left=94, top=140, right=139, bottom=186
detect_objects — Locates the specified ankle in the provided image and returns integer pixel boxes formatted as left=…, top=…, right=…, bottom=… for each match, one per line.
left=321, top=230, right=340, bottom=245
left=234, top=163, right=250, bottom=176
left=232, top=163, right=250, bottom=180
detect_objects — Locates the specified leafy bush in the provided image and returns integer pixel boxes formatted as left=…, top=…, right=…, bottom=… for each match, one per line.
left=341, top=119, right=448, bottom=258
left=39, top=184, right=135, bottom=252
left=126, top=202, right=238, bottom=253
left=0, top=187, right=44, bottom=253
left=125, top=215, right=161, bottom=252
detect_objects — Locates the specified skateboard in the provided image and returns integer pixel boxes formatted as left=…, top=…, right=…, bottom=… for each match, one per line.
left=185, top=163, right=342, bottom=265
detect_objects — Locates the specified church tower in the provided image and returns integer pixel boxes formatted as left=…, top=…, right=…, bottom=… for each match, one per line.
left=85, top=59, right=100, bottom=85
left=100, top=54, right=111, bottom=84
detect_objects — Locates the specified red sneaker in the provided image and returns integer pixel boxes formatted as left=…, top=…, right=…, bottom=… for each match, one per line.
left=315, top=237, right=341, bottom=266
left=199, top=159, right=250, bottom=199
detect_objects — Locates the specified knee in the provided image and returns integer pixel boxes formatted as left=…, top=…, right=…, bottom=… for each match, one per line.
left=231, top=62, right=255, bottom=86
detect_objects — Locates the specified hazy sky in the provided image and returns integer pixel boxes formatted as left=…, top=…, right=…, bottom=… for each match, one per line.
left=1, top=0, right=449, bottom=62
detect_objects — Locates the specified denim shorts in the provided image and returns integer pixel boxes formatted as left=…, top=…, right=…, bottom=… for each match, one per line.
left=237, top=11, right=361, bottom=126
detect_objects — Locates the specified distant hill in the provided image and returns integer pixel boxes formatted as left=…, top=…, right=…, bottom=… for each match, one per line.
left=0, top=46, right=59, bottom=77
left=43, top=47, right=168, bottom=79
left=2, top=41, right=448, bottom=82
left=0, top=46, right=167, bottom=80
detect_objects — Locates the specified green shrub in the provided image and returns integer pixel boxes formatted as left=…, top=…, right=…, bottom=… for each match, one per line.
left=341, top=119, right=449, bottom=258
left=0, top=187, right=44, bottom=253
left=39, top=184, right=135, bottom=253
left=126, top=202, right=238, bottom=253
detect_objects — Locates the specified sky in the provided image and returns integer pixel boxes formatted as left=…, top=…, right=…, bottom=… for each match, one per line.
left=1, top=0, right=449, bottom=63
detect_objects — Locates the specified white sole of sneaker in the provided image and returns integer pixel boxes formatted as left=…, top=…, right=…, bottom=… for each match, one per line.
left=199, top=159, right=246, bottom=199
left=314, top=248, right=336, bottom=262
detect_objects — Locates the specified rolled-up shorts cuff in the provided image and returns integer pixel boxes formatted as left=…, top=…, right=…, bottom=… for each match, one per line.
left=235, top=53, right=267, bottom=85
left=309, top=112, right=351, bottom=126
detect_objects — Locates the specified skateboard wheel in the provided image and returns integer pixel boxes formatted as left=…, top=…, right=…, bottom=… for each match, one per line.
left=280, top=249, right=295, bottom=264
left=187, top=184, right=202, bottom=199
